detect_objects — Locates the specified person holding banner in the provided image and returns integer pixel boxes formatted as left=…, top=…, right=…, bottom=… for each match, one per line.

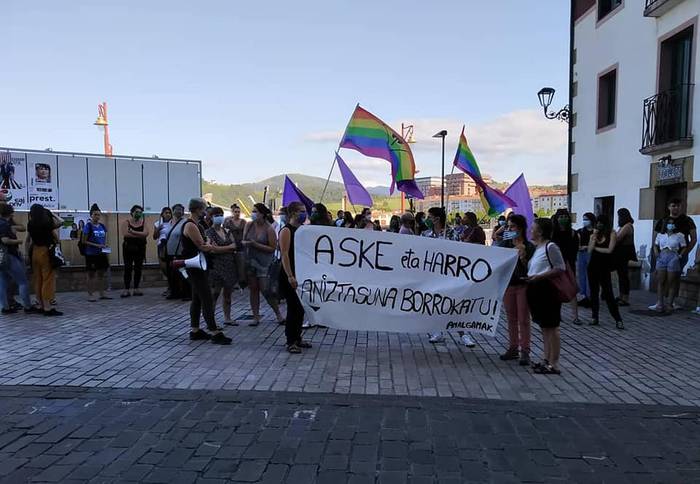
left=526, top=218, right=565, bottom=375
left=278, top=201, right=310, bottom=354
left=423, top=207, right=475, bottom=348
left=399, top=212, right=415, bottom=235
left=497, top=214, right=535, bottom=366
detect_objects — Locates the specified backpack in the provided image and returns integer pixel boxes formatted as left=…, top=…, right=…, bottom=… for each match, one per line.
left=165, top=218, right=187, bottom=258
left=78, top=222, right=94, bottom=256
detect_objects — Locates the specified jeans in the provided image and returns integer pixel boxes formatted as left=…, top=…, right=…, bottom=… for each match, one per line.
left=577, top=250, right=590, bottom=298
left=587, top=263, right=622, bottom=322
left=187, top=269, right=217, bottom=331
left=123, top=244, right=145, bottom=290
left=0, top=255, right=31, bottom=309
left=503, top=285, right=530, bottom=352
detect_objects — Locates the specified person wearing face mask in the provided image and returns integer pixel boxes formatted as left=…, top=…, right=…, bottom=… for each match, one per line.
left=650, top=217, right=687, bottom=312
left=279, top=201, right=311, bottom=353
left=120, top=205, right=149, bottom=298
left=180, top=198, right=231, bottom=345
left=423, top=207, right=475, bottom=348
left=497, top=214, right=535, bottom=366
left=205, top=207, right=238, bottom=325
left=492, top=215, right=508, bottom=243
left=335, top=210, right=344, bottom=227
left=654, top=198, right=696, bottom=310
left=414, top=212, right=428, bottom=235
left=552, top=209, right=580, bottom=324
left=242, top=203, right=284, bottom=325
left=153, top=206, right=173, bottom=295
left=576, top=212, right=596, bottom=308
left=587, top=215, right=623, bottom=329
left=224, top=204, right=247, bottom=289
left=164, top=203, right=188, bottom=300
left=310, top=203, right=332, bottom=227
left=614, top=208, right=636, bottom=307
left=460, top=211, right=485, bottom=244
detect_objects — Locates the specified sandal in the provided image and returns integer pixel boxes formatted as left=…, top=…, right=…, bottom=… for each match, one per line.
left=286, top=344, right=302, bottom=354
left=297, top=340, right=312, bottom=349
left=572, top=318, right=583, bottom=326
left=224, top=320, right=239, bottom=326
left=534, top=364, right=561, bottom=375
left=531, top=360, right=549, bottom=371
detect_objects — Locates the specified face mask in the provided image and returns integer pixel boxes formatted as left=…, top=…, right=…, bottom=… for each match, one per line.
left=279, top=215, right=287, bottom=224
left=667, top=223, right=675, bottom=232
left=365, top=214, right=372, bottom=221
left=213, top=216, right=224, bottom=225
left=503, top=230, right=518, bottom=240
left=133, top=213, right=143, bottom=220
left=297, top=213, right=307, bottom=224
left=335, top=219, right=343, bottom=227
left=498, top=220, right=506, bottom=226
left=559, top=218, right=570, bottom=227
left=595, top=223, right=605, bottom=232
left=582, top=219, right=592, bottom=228
left=251, top=213, right=258, bottom=222
left=426, top=219, right=434, bottom=230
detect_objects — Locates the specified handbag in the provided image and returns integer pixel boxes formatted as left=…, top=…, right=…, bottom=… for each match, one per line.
left=48, top=243, right=66, bottom=269
left=546, top=242, right=577, bottom=303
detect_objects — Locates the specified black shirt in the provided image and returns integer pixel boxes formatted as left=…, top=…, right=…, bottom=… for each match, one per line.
left=577, top=227, right=593, bottom=247
left=552, top=229, right=579, bottom=267
left=655, top=214, right=696, bottom=244
left=499, top=239, right=535, bottom=286
left=27, top=221, right=54, bottom=247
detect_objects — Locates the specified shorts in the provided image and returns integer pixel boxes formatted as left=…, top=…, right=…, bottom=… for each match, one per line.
left=656, top=250, right=681, bottom=273
left=85, top=254, right=109, bottom=272
left=246, top=258, right=271, bottom=278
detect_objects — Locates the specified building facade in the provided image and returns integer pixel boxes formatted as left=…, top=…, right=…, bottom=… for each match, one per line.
left=532, top=193, right=568, bottom=213
left=570, top=0, right=700, bottom=284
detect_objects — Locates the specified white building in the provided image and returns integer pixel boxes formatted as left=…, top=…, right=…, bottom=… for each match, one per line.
left=532, top=193, right=568, bottom=213
left=414, top=176, right=442, bottom=197
left=570, top=0, right=700, bottom=283
left=447, top=197, right=484, bottom=215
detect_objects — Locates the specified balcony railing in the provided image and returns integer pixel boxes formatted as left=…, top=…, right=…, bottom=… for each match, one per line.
left=641, top=84, right=694, bottom=155
left=644, top=0, right=685, bottom=17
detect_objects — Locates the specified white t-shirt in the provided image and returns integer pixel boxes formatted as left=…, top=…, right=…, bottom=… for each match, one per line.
left=528, top=242, right=566, bottom=277
left=154, top=220, right=172, bottom=243
left=656, top=233, right=686, bottom=252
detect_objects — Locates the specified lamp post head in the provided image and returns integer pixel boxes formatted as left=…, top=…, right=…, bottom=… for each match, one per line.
left=537, top=87, right=555, bottom=110
left=94, top=115, right=108, bottom=127
left=432, top=130, right=448, bottom=139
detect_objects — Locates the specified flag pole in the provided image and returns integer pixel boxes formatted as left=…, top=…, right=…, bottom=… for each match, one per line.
left=321, top=104, right=359, bottom=204
left=443, top=164, right=455, bottom=238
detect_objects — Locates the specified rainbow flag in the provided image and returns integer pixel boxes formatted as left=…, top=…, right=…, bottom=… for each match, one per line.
left=340, top=105, right=424, bottom=199
left=453, top=126, right=516, bottom=217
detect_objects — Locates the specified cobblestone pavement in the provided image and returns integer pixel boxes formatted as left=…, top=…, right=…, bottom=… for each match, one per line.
left=1, top=289, right=700, bottom=405
left=0, top=385, right=699, bottom=484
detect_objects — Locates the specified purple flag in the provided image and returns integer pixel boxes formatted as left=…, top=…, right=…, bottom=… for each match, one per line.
left=282, top=175, right=314, bottom=214
left=504, top=173, right=534, bottom=232
left=336, top=154, right=373, bottom=207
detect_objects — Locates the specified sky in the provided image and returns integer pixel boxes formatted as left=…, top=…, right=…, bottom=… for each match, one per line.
left=1, top=0, right=570, bottom=188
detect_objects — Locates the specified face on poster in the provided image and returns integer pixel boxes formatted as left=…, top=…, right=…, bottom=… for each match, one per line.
left=0, top=151, right=29, bottom=210
left=27, top=153, right=58, bottom=209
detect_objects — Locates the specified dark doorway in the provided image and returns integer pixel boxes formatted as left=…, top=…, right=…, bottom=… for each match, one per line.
left=594, top=196, right=615, bottom=224
left=654, top=182, right=687, bottom=223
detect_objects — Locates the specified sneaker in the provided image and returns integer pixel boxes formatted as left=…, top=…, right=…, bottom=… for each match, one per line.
left=648, top=303, right=664, bottom=312
left=24, top=306, right=42, bottom=314
left=460, top=334, right=476, bottom=348
left=428, top=332, right=445, bottom=343
left=1, top=307, right=17, bottom=315
left=693, top=307, right=700, bottom=315
left=499, top=348, right=519, bottom=361
left=287, top=343, right=302, bottom=354
left=302, top=321, right=315, bottom=329
left=211, top=332, right=232, bottom=345
left=519, top=352, right=531, bottom=366
left=43, top=309, right=63, bottom=317
left=672, top=302, right=684, bottom=311
left=189, top=330, right=212, bottom=341
left=589, top=318, right=599, bottom=326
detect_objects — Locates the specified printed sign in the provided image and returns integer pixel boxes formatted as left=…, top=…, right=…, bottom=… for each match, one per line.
left=294, top=226, right=518, bottom=335
left=0, top=151, right=29, bottom=210
left=27, top=153, right=58, bottom=209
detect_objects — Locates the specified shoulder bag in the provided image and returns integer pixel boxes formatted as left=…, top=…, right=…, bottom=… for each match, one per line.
left=545, top=242, right=577, bottom=303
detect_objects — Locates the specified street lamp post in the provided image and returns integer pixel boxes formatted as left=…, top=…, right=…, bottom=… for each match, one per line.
left=94, top=102, right=113, bottom=156
left=432, top=130, right=448, bottom=211
left=537, top=87, right=570, bottom=123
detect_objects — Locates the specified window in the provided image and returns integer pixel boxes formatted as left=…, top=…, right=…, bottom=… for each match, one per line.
left=597, top=68, right=617, bottom=130
left=598, top=0, right=622, bottom=21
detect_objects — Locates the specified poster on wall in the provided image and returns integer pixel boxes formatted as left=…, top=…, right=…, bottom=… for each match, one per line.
left=26, top=153, right=58, bottom=209
left=0, top=152, right=29, bottom=210
left=58, top=212, right=90, bottom=241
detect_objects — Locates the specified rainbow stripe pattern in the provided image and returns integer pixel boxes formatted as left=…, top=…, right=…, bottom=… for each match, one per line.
left=340, top=105, right=423, bottom=199
left=453, top=126, right=516, bottom=217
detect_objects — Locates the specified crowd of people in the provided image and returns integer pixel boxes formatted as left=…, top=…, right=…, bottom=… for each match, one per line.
left=0, top=196, right=697, bottom=370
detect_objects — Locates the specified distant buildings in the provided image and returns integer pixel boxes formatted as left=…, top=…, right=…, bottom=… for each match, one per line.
left=532, top=193, right=568, bottom=213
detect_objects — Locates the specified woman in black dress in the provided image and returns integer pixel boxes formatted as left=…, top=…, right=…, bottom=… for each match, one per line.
left=587, top=214, right=624, bottom=329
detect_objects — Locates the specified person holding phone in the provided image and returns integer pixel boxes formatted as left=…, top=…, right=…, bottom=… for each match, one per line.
left=83, top=204, right=111, bottom=302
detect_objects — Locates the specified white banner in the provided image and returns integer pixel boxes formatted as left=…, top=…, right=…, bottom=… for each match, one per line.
left=0, top=152, right=29, bottom=210
left=294, top=226, right=518, bottom=336
left=27, top=153, right=58, bottom=209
